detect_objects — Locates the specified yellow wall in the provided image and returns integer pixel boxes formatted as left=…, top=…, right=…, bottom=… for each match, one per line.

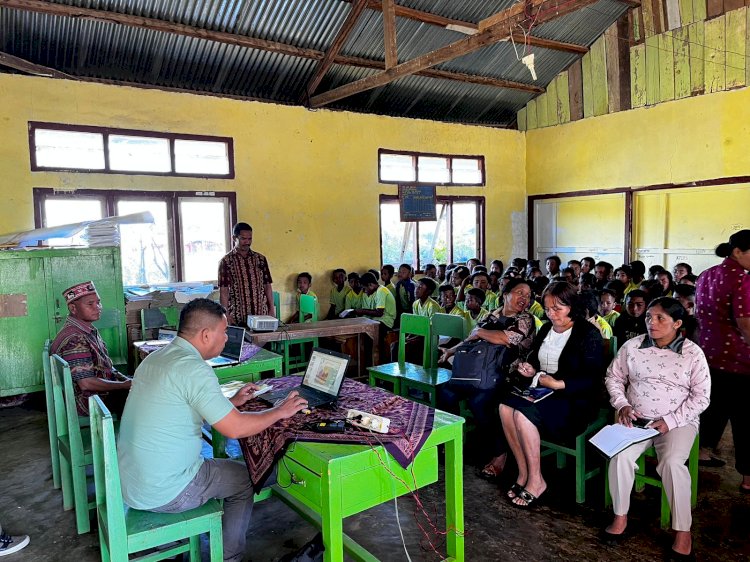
left=526, top=85, right=750, bottom=194
left=0, top=74, right=526, bottom=315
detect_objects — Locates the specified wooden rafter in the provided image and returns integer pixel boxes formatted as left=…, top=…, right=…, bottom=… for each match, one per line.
left=383, top=0, right=398, bottom=69
left=0, top=50, right=73, bottom=78
left=344, top=0, right=589, bottom=54
left=310, top=0, right=600, bottom=108
left=0, top=0, right=541, bottom=94
left=304, top=0, right=368, bottom=99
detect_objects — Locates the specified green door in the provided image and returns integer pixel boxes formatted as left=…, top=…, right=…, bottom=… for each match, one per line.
left=0, top=255, right=50, bottom=396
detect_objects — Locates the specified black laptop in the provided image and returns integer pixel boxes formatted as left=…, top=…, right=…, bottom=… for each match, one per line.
left=206, top=326, right=245, bottom=368
left=262, top=348, right=350, bottom=408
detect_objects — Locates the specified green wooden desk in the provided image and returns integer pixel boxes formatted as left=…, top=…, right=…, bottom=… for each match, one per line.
left=269, top=409, right=464, bottom=562
left=367, top=362, right=452, bottom=407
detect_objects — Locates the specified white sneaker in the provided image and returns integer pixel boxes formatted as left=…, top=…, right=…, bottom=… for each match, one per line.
left=0, top=533, right=30, bottom=557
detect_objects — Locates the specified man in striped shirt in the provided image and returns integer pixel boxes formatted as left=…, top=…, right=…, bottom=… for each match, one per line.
left=50, top=281, right=131, bottom=416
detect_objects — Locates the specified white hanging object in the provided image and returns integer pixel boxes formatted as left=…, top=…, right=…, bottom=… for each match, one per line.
left=522, top=53, right=537, bottom=80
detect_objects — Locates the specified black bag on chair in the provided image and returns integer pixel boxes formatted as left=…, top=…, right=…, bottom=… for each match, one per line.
left=447, top=315, right=517, bottom=390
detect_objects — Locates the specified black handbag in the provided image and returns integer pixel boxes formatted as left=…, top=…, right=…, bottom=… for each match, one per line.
left=447, top=315, right=517, bottom=390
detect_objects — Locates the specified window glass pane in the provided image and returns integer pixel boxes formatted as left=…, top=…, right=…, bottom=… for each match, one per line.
left=417, top=156, right=450, bottom=183
left=452, top=158, right=483, bottom=184
left=34, top=129, right=105, bottom=169
left=117, top=200, right=171, bottom=285
left=109, top=135, right=171, bottom=173
left=418, top=204, right=448, bottom=268
left=452, top=202, right=478, bottom=264
left=180, top=198, right=229, bottom=281
left=174, top=140, right=230, bottom=175
left=44, top=198, right=104, bottom=246
left=380, top=202, right=415, bottom=267
left=380, top=153, right=415, bottom=182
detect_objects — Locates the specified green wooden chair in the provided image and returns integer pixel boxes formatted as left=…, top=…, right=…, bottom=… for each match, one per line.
left=89, top=395, right=224, bottom=561
left=430, top=313, right=465, bottom=367
left=605, top=434, right=699, bottom=529
left=95, top=308, right=128, bottom=368
left=43, top=340, right=62, bottom=490
left=50, top=353, right=95, bottom=534
left=282, top=293, right=319, bottom=375
left=539, top=408, right=610, bottom=504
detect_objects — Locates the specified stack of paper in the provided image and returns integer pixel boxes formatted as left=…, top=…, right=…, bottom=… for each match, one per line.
left=589, top=423, right=660, bottom=458
left=82, top=221, right=120, bottom=247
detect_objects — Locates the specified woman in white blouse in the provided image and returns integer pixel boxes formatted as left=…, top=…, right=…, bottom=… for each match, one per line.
left=603, top=297, right=710, bottom=561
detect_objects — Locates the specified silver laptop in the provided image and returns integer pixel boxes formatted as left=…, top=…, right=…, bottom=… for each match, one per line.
left=262, top=348, right=350, bottom=408
left=206, top=326, right=245, bottom=368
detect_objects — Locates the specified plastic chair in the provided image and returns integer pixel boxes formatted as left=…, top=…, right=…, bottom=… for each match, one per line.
left=539, top=408, right=610, bottom=504
left=89, top=396, right=223, bottom=561
left=282, top=294, right=319, bottom=375
left=50, top=354, right=95, bottom=534
left=430, top=313, right=465, bottom=367
left=43, top=340, right=61, bottom=490
left=605, top=434, right=699, bottom=529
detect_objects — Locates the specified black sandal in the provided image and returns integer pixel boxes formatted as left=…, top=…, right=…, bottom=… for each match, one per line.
left=506, top=482, right=524, bottom=500
left=511, top=488, right=544, bottom=509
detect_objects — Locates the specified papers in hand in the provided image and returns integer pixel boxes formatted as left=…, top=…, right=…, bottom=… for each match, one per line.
left=511, top=385, right=554, bottom=403
left=219, top=381, right=273, bottom=399
left=589, top=423, right=659, bottom=458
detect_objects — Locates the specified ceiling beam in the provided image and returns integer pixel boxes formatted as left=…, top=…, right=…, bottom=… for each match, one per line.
left=0, top=0, right=540, bottom=94
left=383, top=0, right=398, bottom=68
left=346, top=0, right=588, bottom=54
left=0, top=50, right=73, bottom=78
left=310, top=0, right=598, bottom=107
left=304, top=0, right=368, bottom=99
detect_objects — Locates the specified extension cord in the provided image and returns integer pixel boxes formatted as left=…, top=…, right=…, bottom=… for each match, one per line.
left=346, top=409, right=391, bottom=433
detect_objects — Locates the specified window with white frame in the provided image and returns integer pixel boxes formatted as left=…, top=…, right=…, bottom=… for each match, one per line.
left=379, top=195, right=484, bottom=271
left=34, top=189, right=236, bottom=284
left=378, top=149, right=484, bottom=186
left=29, top=122, right=234, bottom=178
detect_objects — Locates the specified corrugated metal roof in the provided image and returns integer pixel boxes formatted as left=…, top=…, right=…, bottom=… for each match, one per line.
left=0, top=0, right=629, bottom=127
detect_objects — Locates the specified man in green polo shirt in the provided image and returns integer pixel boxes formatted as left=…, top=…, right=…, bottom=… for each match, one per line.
left=117, top=299, right=308, bottom=562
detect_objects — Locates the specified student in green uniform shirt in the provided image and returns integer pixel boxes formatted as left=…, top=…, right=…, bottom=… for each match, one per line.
left=423, top=264, right=440, bottom=298
left=326, top=268, right=350, bottom=320
left=581, top=290, right=613, bottom=338
left=615, top=264, right=639, bottom=296
left=472, top=272, right=499, bottom=311
left=380, top=264, right=397, bottom=298
left=355, top=272, right=397, bottom=355
left=343, top=273, right=364, bottom=312
left=287, top=272, right=317, bottom=323
left=599, top=288, right=620, bottom=327
left=412, top=278, right=444, bottom=318
left=464, top=287, right=490, bottom=334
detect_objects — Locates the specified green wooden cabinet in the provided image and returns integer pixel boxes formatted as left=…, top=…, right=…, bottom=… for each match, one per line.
left=0, top=247, right=126, bottom=397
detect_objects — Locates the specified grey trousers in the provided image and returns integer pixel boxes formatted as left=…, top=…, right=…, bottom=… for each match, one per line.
left=608, top=424, right=697, bottom=531
left=152, top=459, right=254, bottom=562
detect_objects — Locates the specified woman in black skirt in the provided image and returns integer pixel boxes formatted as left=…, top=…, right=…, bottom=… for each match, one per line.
left=500, top=282, right=605, bottom=508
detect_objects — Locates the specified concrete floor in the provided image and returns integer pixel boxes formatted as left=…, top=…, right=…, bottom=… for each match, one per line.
left=1, top=393, right=749, bottom=561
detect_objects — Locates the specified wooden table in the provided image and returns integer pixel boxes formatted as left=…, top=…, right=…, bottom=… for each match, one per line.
left=268, top=410, right=464, bottom=562
left=247, top=318, right=381, bottom=367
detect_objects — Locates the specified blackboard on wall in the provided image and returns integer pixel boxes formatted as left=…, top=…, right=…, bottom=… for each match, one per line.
left=399, top=184, right=436, bottom=221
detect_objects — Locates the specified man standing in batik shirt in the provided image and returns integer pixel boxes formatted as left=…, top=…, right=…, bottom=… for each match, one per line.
left=50, top=281, right=131, bottom=416
left=218, top=222, right=276, bottom=326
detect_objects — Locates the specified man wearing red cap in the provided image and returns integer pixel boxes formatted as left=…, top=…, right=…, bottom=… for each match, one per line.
left=50, top=281, right=131, bottom=416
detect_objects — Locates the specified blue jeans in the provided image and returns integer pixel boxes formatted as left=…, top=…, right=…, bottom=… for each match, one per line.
left=151, top=459, right=254, bottom=562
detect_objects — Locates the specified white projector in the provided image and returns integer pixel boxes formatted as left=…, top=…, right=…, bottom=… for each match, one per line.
left=246, top=315, right=279, bottom=332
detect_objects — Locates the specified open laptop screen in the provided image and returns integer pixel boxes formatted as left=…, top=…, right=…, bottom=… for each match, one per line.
left=221, top=326, right=245, bottom=360
left=303, top=349, right=349, bottom=395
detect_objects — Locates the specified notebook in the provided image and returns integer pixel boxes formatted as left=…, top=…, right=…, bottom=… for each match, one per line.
left=261, top=348, right=350, bottom=408
left=141, top=329, right=178, bottom=347
left=589, top=423, right=660, bottom=458
left=511, top=385, right=554, bottom=403
left=206, top=326, right=245, bottom=368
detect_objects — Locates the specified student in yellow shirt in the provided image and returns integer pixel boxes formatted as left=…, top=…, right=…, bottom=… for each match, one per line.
left=412, top=278, right=444, bottom=318
left=354, top=272, right=397, bottom=355
left=287, top=272, right=317, bottom=323
left=423, top=264, right=439, bottom=297
left=380, top=264, right=397, bottom=298
left=471, top=272, right=499, bottom=311
left=326, top=268, right=350, bottom=320
left=581, top=290, right=613, bottom=338
left=599, top=288, right=620, bottom=327
left=615, top=264, right=638, bottom=296
left=343, top=273, right=364, bottom=313
left=464, top=288, right=490, bottom=333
